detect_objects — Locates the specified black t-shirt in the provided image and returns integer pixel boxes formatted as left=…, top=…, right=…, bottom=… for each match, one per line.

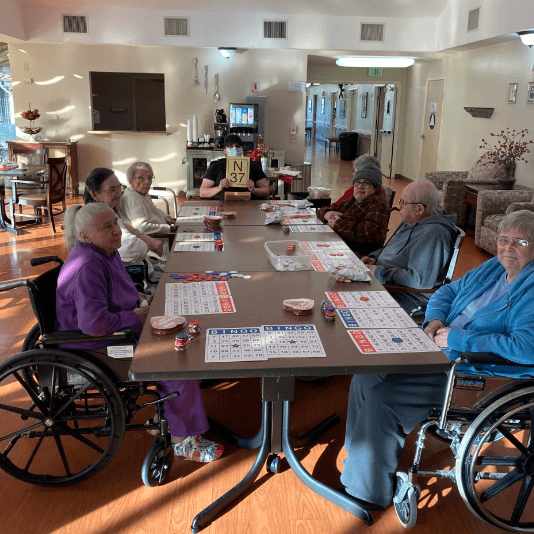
left=203, top=158, right=267, bottom=200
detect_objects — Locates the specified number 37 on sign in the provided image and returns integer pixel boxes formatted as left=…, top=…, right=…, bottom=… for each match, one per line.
left=226, top=156, right=250, bottom=188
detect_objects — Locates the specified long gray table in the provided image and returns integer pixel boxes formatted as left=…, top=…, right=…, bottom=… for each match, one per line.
left=171, top=224, right=342, bottom=272
left=130, top=266, right=450, bottom=531
left=177, top=199, right=320, bottom=226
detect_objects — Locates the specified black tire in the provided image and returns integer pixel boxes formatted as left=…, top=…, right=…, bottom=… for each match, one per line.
left=456, top=386, right=534, bottom=532
left=22, top=323, right=41, bottom=352
left=393, top=473, right=418, bottom=529
left=141, top=438, right=174, bottom=487
left=266, top=454, right=281, bottom=474
left=0, top=350, right=126, bottom=486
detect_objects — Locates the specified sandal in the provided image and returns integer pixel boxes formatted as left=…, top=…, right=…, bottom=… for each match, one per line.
left=172, top=435, right=224, bottom=463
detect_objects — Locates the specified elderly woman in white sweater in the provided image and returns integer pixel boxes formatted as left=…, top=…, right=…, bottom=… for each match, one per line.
left=117, top=162, right=175, bottom=261
left=84, top=168, right=164, bottom=279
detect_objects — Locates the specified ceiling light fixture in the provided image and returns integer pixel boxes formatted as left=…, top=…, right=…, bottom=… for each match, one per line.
left=218, top=47, right=237, bottom=59
left=518, top=30, right=534, bottom=47
left=336, top=57, right=415, bottom=68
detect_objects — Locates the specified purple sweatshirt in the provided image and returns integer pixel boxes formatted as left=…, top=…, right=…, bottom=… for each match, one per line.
left=56, top=242, right=142, bottom=349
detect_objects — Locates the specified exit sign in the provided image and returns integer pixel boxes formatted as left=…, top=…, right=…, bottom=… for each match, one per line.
left=369, top=67, right=383, bottom=77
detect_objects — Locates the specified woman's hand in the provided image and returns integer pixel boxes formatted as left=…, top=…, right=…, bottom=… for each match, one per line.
left=145, top=236, right=164, bottom=256
left=434, top=327, right=451, bottom=348
left=134, top=305, right=150, bottom=325
left=138, top=292, right=153, bottom=306
left=424, top=319, right=446, bottom=342
left=123, top=221, right=137, bottom=235
left=165, top=216, right=176, bottom=225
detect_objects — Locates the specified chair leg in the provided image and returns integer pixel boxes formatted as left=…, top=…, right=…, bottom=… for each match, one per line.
left=47, top=202, right=55, bottom=234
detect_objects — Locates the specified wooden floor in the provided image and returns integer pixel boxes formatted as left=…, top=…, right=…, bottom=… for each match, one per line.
left=0, top=141, right=497, bottom=534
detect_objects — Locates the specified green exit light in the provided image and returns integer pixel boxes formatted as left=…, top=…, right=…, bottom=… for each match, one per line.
left=369, top=67, right=383, bottom=77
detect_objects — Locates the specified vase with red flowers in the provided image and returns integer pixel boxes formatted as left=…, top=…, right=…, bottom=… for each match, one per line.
left=478, top=128, right=534, bottom=189
left=250, top=140, right=274, bottom=174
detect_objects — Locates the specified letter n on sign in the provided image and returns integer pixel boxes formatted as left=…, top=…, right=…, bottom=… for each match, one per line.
left=226, top=156, right=250, bottom=188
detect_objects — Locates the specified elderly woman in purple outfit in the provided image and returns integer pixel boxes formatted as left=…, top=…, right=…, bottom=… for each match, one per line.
left=56, top=202, right=223, bottom=463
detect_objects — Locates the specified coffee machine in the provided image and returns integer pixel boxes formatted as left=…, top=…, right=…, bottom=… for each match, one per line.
left=214, top=109, right=227, bottom=149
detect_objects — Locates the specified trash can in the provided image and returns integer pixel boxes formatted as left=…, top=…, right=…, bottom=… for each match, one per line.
left=339, top=132, right=359, bottom=161
left=286, top=162, right=312, bottom=193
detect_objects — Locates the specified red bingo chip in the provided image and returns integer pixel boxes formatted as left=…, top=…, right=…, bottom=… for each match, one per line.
left=359, top=297, right=370, bottom=301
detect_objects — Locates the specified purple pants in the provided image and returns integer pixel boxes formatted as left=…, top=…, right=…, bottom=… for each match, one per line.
left=158, top=380, right=209, bottom=437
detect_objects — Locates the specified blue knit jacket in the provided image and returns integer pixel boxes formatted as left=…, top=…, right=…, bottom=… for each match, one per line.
left=425, top=256, right=534, bottom=377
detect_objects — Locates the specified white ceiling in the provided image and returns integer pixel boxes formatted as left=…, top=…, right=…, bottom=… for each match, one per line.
left=18, top=0, right=450, bottom=18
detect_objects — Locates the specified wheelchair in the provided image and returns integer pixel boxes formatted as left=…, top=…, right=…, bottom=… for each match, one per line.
left=394, top=354, right=534, bottom=531
left=0, top=256, right=178, bottom=488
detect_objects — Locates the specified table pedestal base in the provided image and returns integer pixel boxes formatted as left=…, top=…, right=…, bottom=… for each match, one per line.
left=191, top=377, right=373, bottom=532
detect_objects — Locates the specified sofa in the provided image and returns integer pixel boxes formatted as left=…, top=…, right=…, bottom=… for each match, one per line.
left=425, top=159, right=503, bottom=227
left=476, top=190, right=534, bottom=255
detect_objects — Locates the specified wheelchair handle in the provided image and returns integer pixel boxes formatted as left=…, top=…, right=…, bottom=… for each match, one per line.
left=30, top=255, right=64, bottom=267
left=0, top=279, right=29, bottom=292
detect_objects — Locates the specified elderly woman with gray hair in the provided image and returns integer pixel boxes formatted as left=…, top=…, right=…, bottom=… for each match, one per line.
left=117, top=161, right=175, bottom=261
left=56, top=203, right=224, bottom=463
left=341, top=209, right=534, bottom=511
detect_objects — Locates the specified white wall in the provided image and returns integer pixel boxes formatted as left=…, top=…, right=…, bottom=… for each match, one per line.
left=400, top=39, right=534, bottom=187
left=8, top=42, right=307, bottom=191
left=0, top=0, right=25, bottom=41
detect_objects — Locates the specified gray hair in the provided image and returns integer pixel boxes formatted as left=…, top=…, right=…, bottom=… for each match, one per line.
left=499, top=210, right=534, bottom=242
left=353, top=154, right=380, bottom=172
left=126, top=161, right=153, bottom=184
left=408, top=181, right=441, bottom=216
left=64, top=203, right=114, bottom=251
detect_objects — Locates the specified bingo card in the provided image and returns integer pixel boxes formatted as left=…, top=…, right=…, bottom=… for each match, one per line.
left=174, top=242, right=220, bottom=252
left=337, top=307, right=418, bottom=329
left=288, top=225, right=334, bottom=233
left=178, top=206, right=218, bottom=217
left=174, top=232, right=216, bottom=242
left=205, top=327, right=267, bottom=362
left=165, top=281, right=230, bottom=298
left=326, top=291, right=400, bottom=309
left=262, top=325, right=326, bottom=358
left=165, top=281, right=235, bottom=315
left=348, top=328, right=442, bottom=354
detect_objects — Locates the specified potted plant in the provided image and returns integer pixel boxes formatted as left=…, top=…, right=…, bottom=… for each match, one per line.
left=477, top=128, right=533, bottom=189
left=250, top=140, right=273, bottom=174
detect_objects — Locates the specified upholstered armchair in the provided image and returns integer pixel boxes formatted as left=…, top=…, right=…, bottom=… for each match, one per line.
left=475, top=190, right=534, bottom=255
left=425, top=159, right=502, bottom=227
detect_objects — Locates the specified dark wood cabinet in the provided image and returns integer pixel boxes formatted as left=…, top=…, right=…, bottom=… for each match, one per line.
left=8, top=141, right=79, bottom=197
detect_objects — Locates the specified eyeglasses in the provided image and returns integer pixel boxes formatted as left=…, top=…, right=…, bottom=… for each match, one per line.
left=398, top=199, right=425, bottom=208
left=496, top=236, right=533, bottom=248
left=135, top=174, right=155, bottom=183
left=353, top=180, right=372, bottom=189
left=100, top=184, right=126, bottom=195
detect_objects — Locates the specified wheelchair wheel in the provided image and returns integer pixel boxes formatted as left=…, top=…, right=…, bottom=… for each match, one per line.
left=0, top=349, right=126, bottom=486
left=141, top=437, right=174, bottom=487
left=456, top=386, right=534, bottom=531
left=393, top=473, right=418, bottom=529
left=22, top=323, right=41, bottom=351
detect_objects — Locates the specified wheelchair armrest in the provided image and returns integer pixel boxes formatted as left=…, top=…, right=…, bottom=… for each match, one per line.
left=461, top=352, right=531, bottom=366
left=41, top=328, right=134, bottom=345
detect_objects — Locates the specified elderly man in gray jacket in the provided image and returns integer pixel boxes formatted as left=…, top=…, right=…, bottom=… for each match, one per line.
left=362, top=180, right=458, bottom=313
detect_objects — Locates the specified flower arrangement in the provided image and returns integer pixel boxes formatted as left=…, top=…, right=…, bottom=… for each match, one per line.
left=250, top=141, right=273, bottom=162
left=478, top=128, right=533, bottom=168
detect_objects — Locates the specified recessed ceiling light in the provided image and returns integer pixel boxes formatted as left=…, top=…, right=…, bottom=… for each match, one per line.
left=518, top=30, right=534, bottom=47
left=336, top=57, right=415, bottom=68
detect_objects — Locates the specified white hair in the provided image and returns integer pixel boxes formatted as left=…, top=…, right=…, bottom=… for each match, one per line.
left=64, top=203, right=114, bottom=251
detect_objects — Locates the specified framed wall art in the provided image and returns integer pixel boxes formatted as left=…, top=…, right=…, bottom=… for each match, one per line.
left=508, top=83, right=518, bottom=104
left=528, top=82, right=534, bottom=103
left=361, top=92, right=368, bottom=118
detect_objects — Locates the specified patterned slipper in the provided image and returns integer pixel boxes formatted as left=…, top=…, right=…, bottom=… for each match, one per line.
left=172, top=435, right=224, bottom=463
left=145, top=413, right=160, bottom=436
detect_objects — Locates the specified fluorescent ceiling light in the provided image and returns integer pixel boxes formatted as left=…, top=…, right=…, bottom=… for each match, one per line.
left=336, top=57, right=415, bottom=68
left=518, top=30, right=534, bottom=47
left=218, top=47, right=237, bottom=59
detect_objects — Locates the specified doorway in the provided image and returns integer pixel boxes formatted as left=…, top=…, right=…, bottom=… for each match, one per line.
left=374, top=85, right=397, bottom=178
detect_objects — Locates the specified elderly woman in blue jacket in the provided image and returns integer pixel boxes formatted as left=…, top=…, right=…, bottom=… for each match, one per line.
left=341, top=210, right=534, bottom=511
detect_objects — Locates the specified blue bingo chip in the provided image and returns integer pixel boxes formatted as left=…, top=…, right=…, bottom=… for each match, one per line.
left=392, top=337, right=404, bottom=344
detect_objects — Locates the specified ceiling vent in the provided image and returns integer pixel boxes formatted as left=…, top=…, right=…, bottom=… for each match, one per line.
left=63, top=15, right=88, bottom=34
left=164, top=17, right=189, bottom=37
left=360, top=23, right=384, bottom=42
left=467, top=7, right=480, bottom=32
left=263, top=20, right=287, bottom=39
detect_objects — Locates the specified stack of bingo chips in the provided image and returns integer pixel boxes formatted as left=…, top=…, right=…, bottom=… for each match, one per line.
left=175, top=333, right=189, bottom=351
left=215, top=239, right=224, bottom=251
left=188, top=320, right=201, bottom=338
left=321, top=299, right=336, bottom=322
left=285, top=243, right=296, bottom=255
